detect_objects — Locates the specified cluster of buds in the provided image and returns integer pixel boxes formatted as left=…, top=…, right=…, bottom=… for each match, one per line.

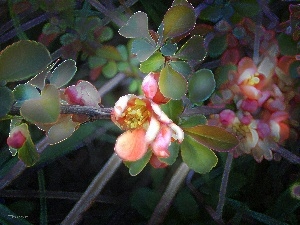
left=209, top=55, right=295, bottom=162
left=111, top=72, right=184, bottom=168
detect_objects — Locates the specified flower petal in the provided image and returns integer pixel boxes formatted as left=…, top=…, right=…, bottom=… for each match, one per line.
left=151, top=125, right=172, bottom=158
left=151, top=101, right=172, bottom=124
left=145, top=117, right=161, bottom=143
left=142, top=72, right=158, bottom=99
left=169, top=123, right=184, bottom=143
left=114, top=129, right=148, bottom=161
left=114, top=94, right=133, bottom=117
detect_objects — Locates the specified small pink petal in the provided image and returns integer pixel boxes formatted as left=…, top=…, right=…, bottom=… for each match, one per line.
left=142, top=72, right=158, bottom=99
left=257, top=121, right=271, bottom=139
left=7, top=130, right=26, bottom=149
left=219, top=109, right=235, bottom=126
left=237, top=57, right=257, bottom=83
left=145, top=117, right=161, bottom=143
left=151, top=125, right=172, bottom=158
left=270, top=111, right=289, bottom=122
left=240, top=99, right=258, bottom=113
left=149, top=155, right=168, bottom=168
left=240, top=85, right=261, bottom=100
left=114, top=129, right=148, bottom=161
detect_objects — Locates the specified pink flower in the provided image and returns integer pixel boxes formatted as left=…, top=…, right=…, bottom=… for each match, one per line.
left=219, top=109, right=235, bottom=126
left=111, top=94, right=184, bottom=162
left=7, top=125, right=27, bottom=149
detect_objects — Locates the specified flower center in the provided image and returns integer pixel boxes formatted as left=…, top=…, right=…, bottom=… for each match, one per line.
left=246, top=72, right=260, bottom=86
left=232, top=122, right=251, bottom=139
left=121, top=99, right=151, bottom=130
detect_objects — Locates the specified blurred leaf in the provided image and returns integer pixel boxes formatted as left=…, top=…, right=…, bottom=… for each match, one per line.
left=102, top=61, right=118, bottom=78
left=0, top=86, right=13, bottom=118
left=0, top=40, right=52, bottom=82
left=160, top=99, right=183, bottom=123
left=183, top=125, right=239, bottom=152
left=17, top=125, right=39, bottom=167
left=169, top=61, right=192, bottom=78
left=289, top=61, right=300, bottom=78
left=163, top=5, right=196, bottom=40
left=124, top=151, right=152, bottom=176
left=179, top=114, right=207, bottom=128
left=131, top=187, right=160, bottom=218
left=231, top=0, right=260, bottom=18
left=175, top=35, right=206, bottom=61
left=13, top=84, right=40, bottom=106
left=88, top=56, right=107, bottom=68
left=188, top=69, right=216, bottom=104
left=181, top=134, right=218, bottom=174
left=160, top=43, right=177, bottom=56
left=96, top=45, right=122, bottom=61
left=159, top=64, right=187, bottom=99
left=277, top=33, right=298, bottom=56
left=174, top=189, right=199, bottom=219
left=140, top=52, right=164, bottom=73
left=215, top=64, right=237, bottom=88
left=198, top=5, right=223, bottom=23
left=20, top=84, right=60, bottom=124
left=98, top=26, right=113, bottom=42
left=50, top=59, right=77, bottom=88
left=116, top=45, right=128, bottom=61
left=159, top=141, right=179, bottom=165
left=132, top=39, right=157, bottom=62
left=208, top=35, right=227, bottom=58
left=0, top=203, right=32, bottom=225
left=117, top=62, right=131, bottom=73
left=119, top=12, right=155, bottom=45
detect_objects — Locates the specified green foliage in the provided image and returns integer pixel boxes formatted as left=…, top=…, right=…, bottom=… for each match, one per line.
left=0, top=40, right=51, bottom=82
left=140, top=52, right=164, bottom=73
left=124, top=151, right=152, bottom=176
left=49, top=59, right=77, bottom=88
left=0, top=86, right=14, bottom=118
left=277, top=33, right=299, bottom=56
left=175, top=35, right=206, bottom=61
left=160, top=100, right=184, bottom=123
left=159, top=142, right=180, bottom=165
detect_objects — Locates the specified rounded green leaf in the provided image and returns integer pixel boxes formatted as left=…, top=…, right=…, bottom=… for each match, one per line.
left=20, top=84, right=60, bottom=123
left=208, top=35, right=228, bottom=58
left=50, top=59, right=77, bottom=88
left=124, top=151, right=152, bottom=176
left=13, top=84, right=40, bottom=105
left=277, top=33, right=298, bottom=56
left=132, top=39, right=157, bottom=62
left=183, top=125, right=239, bottom=152
left=188, top=69, right=216, bottom=104
left=96, top=45, right=122, bottom=61
left=175, top=35, right=206, bottom=61
left=160, top=43, right=178, bottom=56
left=0, top=40, right=52, bottom=82
left=179, top=114, right=207, bottom=128
left=0, top=86, right=13, bottom=118
left=98, top=26, right=113, bottom=42
left=159, top=64, right=187, bottom=99
left=102, top=60, right=118, bottom=78
left=169, top=61, right=192, bottom=78
left=159, top=142, right=180, bottom=165
left=140, top=52, right=165, bottom=73
left=163, top=5, right=196, bottom=39
left=181, top=134, right=218, bottom=174
left=160, top=99, right=184, bottom=123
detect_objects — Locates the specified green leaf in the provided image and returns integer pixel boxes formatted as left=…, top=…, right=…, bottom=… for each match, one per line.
left=175, top=35, right=206, bottom=61
left=181, top=134, right=218, bottom=174
left=17, top=124, right=39, bottom=167
left=163, top=5, right=195, bottom=40
left=172, top=0, right=192, bottom=7
left=88, top=56, right=107, bottom=68
left=102, top=60, right=118, bottom=78
left=119, top=11, right=155, bottom=45
left=116, top=44, right=128, bottom=61
left=96, top=45, right=122, bottom=61
left=132, top=39, right=157, bottom=62
left=160, top=99, right=183, bottom=123
left=231, top=0, right=260, bottom=18
left=159, top=64, right=187, bottom=99
left=0, top=40, right=52, bottom=82
left=169, top=61, right=192, bottom=78
left=179, top=114, right=207, bottom=128
left=198, top=5, right=223, bottom=23
left=13, top=84, right=40, bottom=106
left=98, top=26, right=113, bottom=42
left=0, top=86, right=13, bottom=118
left=124, top=151, right=152, bottom=176
left=159, top=141, right=180, bottom=165
left=174, top=189, right=199, bottom=219
left=183, top=125, right=239, bottom=152
left=49, top=59, right=77, bottom=88
left=160, top=43, right=178, bottom=56
left=277, top=33, right=298, bottom=56
left=215, top=64, right=237, bottom=88
left=208, top=35, right=228, bottom=58
left=20, top=84, right=60, bottom=124
left=188, top=69, right=216, bottom=104
left=140, top=52, right=165, bottom=73
left=289, top=61, right=300, bottom=79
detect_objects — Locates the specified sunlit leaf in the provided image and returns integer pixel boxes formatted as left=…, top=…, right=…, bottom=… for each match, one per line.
left=13, top=84, right=40, bottom=106
left=140, top=52, right=164, bottom=73
left=20, top=84, right=60, bottom=123
left=183, top=125, right=239, bottom=152
left=124, top=151, right=152, bottom=176
left=50, top=59, right=76, bottom=88
left=181, top=134, right=218, bottom=174
left=159, top=142, right=180, bottom=165
left=0, top=40, right=52, bottom=82
left=0, top=86, right=13, bottom=118
left=163, top=5, right=196, bottom=39
left=132, top=39, right=157, bottom=62
left=119, top=11, right=155, bottom=45
left=169, top=61, right=192, bottom=78
left=175, top=35, right=206, bottom=61
left=159, top=64, right=187, bottom=99
left=208, top=35, right=228, bottom=58
left=102, top=60, right=118, bottom=78
left=188, top=69, right=215, bottom=104
left=160, top=99, right=183, bottom=123
left=160, top=43, right=177, bottom=56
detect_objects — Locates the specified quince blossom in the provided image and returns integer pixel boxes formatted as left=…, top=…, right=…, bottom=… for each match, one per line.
left=7, top=126, right=27, bottom=149
left=111, top=94, right=184, bottom=165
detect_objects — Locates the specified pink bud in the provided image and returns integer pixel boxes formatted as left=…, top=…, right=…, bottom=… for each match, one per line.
left=240, top=99, right=258, bottom=113
left=7, top=130, right=26, bottom=149
left=219, top=109, right=235, bottom=126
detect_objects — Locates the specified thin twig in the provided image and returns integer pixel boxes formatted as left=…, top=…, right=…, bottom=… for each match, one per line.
left=98, top=73, right=127, bottom=97
left=148, top=163, right=190, bottom=225
left=61, top=153, right=122, bottom=225
left=272, top=146, right=300, bottom=164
